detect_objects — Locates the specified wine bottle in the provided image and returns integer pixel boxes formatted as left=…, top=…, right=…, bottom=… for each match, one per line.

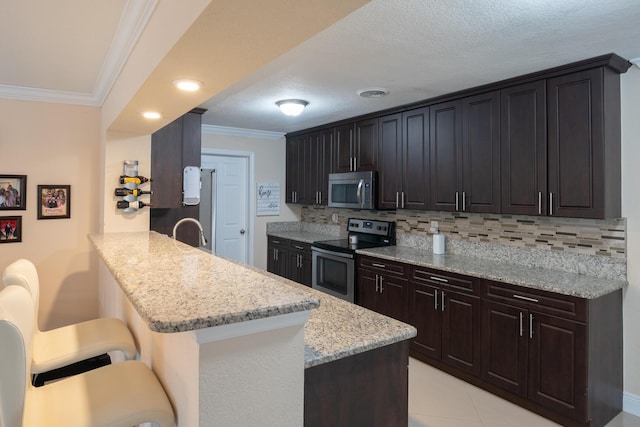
left=119, top=175, right=151, bottom=185
left=114, top=188, right=153, bottom=197
left=116, top=201, right=152, bottom=209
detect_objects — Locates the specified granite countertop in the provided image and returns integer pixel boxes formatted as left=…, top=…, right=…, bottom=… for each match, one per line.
left=90, top=232, right=320, bottom=333
left=91, top=231, right=416, bottom=367
left=357, top=246, right=626, bottom=299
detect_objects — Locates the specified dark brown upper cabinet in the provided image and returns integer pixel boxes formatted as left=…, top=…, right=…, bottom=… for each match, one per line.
left=547, top=67, right=621, bottom=219
left=501, top=81, right=548, bottom=216
left=430, top=100, right=463, bottom=212
left=354, top=118, right=378, bottom=172
left=378, top=108, right=430, bottom=210
left=286, top=134, right=310, bottom=204
left=332, top=119, right=377, bottom=173
left=462, top=91, right=501, bottom=213
left=333, top=123, right=355, bottom=173
left=307, top=129, right=333, bottom=205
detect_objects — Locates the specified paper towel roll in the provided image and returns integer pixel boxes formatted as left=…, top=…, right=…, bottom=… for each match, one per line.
left=433, top=234, right=445, bottom=255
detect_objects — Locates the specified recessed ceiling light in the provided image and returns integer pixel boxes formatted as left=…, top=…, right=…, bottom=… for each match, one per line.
left=357, top=88, right=389, bottom=98
left=173, top=79, right=202, bottom=92
left=142, top=111, right=162, bottom=120
left=276, top=99, right=309, bottom=116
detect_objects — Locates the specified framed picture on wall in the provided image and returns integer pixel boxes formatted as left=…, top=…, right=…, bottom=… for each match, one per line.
left=0, top=216, right=22, bottom=243
left=0, top=174, right=27, bottom=210
left=37, top=185, right=71, bottom=219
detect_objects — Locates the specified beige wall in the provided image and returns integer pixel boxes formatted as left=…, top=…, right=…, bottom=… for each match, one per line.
left=201, top=129, right=301, bottom=269
left=621, top=67, right=640, bottom=400
left=0, top=99, right=101, bottom=330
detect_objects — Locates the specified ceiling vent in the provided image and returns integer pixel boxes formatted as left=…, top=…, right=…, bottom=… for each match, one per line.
left=357, top=88, right=389, bottom=98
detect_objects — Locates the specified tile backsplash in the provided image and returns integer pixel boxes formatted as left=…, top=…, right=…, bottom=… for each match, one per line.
left=301, top=206, right=626, bottom=260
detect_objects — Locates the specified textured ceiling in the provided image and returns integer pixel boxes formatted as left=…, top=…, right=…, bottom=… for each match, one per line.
left=1, top=0, right=640, bottom=134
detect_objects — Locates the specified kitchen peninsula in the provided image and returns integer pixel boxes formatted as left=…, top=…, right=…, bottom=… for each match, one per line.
left=90, top=231, right=416, bottom=427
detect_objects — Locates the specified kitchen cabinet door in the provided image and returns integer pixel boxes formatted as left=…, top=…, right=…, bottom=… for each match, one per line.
left=333, top=123, right=355, bottom=173
left=355, top=118, right=378, bottom=171
left=356, top=268, right=380, bottom=313
left=500, top=81, right=547, bottom=216
left=286, top=134, right=310, bottom=204
left=481, top=300, right=528, bottom=397
left=462, top=91, right=501, bottom=213
left=377, top=113, right=403, bottom=209
left=547, top=67, right=621, bottom=219
left=402, top=107, right=430, bottom=210
left=430, top=100, right=463, bottom=212
left=317, top=128, right=333, bottom=204
left=410, top=280, right=441, bottom=360
left=267, top=238, right=289, bottom=278
left=289, top=242, right=312, bottom=286
left=379, top=274, right=408, bottom=323
left=441, top=289, right=481, bottom=375
left=528, top=311, right=587, bottom=419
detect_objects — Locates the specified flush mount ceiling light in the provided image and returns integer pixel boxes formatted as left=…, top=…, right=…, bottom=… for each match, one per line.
left=276, top=99, right=308, bottom=116
left=357, top=88, right=389, bottom=98
left=142, top=111, right=162, bottom=120
left=173, top=79, right=202, bottom=92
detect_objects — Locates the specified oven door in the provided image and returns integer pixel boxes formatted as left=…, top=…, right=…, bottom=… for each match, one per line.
left=311, top=246, right=355, bottom=303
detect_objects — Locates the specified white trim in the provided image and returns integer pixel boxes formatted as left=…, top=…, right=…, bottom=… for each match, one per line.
left=624, top=391, right=640, bottom=417
left=93, top=0, right=159, bottom=105
left=201, top=148, right=255, bottom=266
left=201, top=124, right=285, bottom=140
left=0, top=0, right=157, bottom=106
left=630, top=57, right=640, bottom=69
left=193, top=310, right=310, bottom=344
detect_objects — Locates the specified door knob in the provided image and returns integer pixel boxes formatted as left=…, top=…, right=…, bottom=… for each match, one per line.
left=240, top=229, right=246, bottom=235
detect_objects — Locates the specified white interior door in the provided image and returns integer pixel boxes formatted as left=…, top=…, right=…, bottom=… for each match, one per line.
left=201, top=155, right=249, bottom=264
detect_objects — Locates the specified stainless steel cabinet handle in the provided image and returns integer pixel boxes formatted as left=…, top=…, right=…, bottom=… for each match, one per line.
left=519, top=312, right=524, bottom=337
left=512, top=294, right=539, bottom=303
left=455, top=192, right=459, bottom=211
left=441, top=290, right=445, bottom=312
left=354, top=156, right=357, bottom=171
left=538, top=192, right=542, bottom=215
left=401, top=192, right=405, bottom=209
left=318, top=192, right=322, bottom=204
left=396, top=192, right=399, bottom=208
left=462, top=192, right=466, bottom=211
left=272, top=240, right=280, bottom=244
left=549, top=193, right=553, bottom=216
left=375, top=275, right=379, bottom=292
left=275, top=249, right=278, bottom=262
left=379, top=276, right=384, bottom=293
left=429, top=276, right=448, bottom=283
left=372, top=263, right=386, bottom=268
left=434, top=289, right=438, bottom=310
left=294, top=245, right=304, bottom=250
left=529, top=314, right=534, bottom=339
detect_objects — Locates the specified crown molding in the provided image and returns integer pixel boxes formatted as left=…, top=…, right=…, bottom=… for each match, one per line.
left=0, top=0, right=157, bottom=106
left=201, top=124, right=285, bottom=140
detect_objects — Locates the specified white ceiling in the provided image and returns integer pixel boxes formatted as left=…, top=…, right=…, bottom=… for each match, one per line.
left=2, top=0, right=640, bottom=134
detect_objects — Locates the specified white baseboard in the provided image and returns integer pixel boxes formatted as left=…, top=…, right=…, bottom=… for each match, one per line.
left=624, top=391, right=640, bottom=416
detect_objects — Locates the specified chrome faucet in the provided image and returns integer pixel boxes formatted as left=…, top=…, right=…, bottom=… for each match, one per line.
left=172, top=217, right=207, bottom=247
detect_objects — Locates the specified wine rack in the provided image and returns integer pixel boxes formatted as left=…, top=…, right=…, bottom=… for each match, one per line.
left=116, top=160, right=151, bottom=212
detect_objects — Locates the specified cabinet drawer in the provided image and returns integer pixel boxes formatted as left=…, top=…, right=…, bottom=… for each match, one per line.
left=290, top=241, right=311, bottom=253
left=358, top=256, right=407, bottom=277
left=483, top=280, right=586, bottom=322
left=268, top=236, right=290, bottom=248
left=412, top=267, right=478, bottom=295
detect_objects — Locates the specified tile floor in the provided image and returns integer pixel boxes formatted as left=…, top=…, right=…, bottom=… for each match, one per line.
left=408, top=357, right=640, bottom=427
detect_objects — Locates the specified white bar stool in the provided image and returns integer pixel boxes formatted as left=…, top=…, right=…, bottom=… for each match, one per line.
left=0, top=285, right=175, bottom=427
left=2, top=259, right=137, bottom=383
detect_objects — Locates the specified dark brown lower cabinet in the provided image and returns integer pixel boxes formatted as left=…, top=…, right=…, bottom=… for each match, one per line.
left=479, top=280, right=621, bottom=427
left=357, top=257, right=408, bottom=323
left=409, top=267, right=481, bottom=376
left=267, top=236, right=312, bottom=286
left=304, top=340, right=409, bottom=427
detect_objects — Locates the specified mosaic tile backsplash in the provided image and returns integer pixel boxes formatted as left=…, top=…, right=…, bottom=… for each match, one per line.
left=301, top=206, right=626, bottom=260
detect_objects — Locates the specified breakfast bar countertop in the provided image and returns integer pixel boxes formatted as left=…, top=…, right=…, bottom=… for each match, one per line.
left=90, top=231, right=416, bottom=368
left=90, top=231, right=320, bottom=333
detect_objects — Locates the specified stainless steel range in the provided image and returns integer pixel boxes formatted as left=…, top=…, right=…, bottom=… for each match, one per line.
left=311, top=218, right=396, bottom=303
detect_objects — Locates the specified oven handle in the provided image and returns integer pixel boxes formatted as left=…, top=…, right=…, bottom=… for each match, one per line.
left=311, top=246, right=355, bottom=259
left=357, top=179, right=365, bottom=208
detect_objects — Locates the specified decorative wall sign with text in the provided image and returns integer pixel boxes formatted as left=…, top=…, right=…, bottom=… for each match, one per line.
left=257, top=183, right=280, bottom=216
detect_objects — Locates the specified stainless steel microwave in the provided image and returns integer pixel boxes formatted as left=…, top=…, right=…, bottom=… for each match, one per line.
left=328, top=171, right=376, bottom=210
